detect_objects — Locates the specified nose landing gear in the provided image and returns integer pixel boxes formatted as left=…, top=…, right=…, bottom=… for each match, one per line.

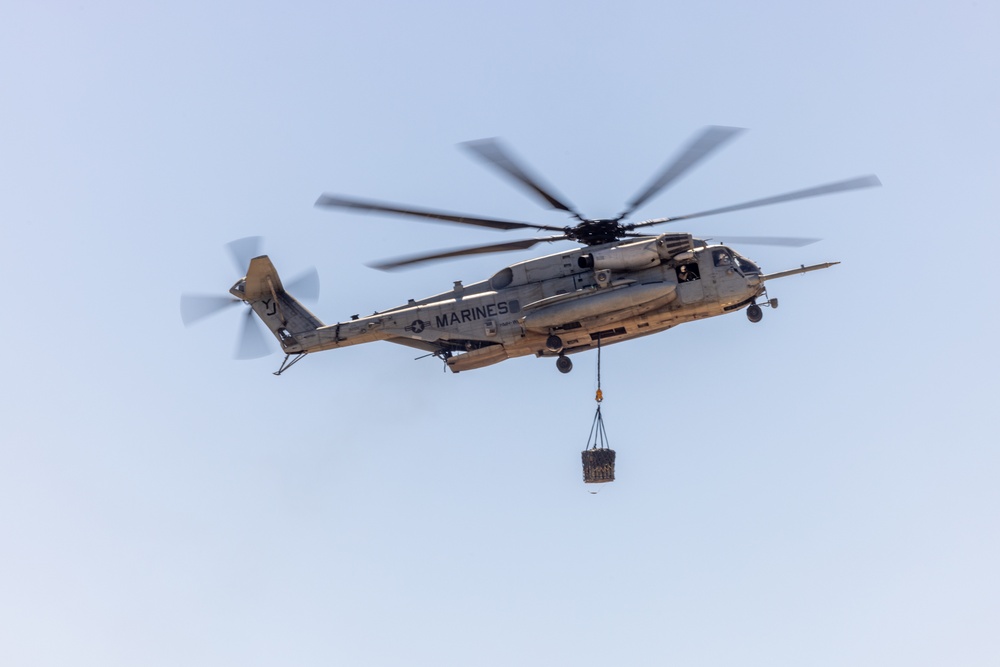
left=746, top=295, right=780, bottom=323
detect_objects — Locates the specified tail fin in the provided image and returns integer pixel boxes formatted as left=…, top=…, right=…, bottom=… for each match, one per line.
left=239, top=256, right=324, bottom=347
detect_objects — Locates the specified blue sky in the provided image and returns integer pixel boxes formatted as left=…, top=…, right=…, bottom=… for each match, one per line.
left=2, top=1, right=999, bottom=665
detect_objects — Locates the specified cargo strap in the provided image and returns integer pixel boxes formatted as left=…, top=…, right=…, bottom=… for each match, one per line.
left=595, top=336, right=604, bottom=403
left=587, top=337, right=610, bottom=451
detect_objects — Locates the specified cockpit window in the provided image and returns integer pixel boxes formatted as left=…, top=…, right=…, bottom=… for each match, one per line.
left=712, top=249, right=732, bottom=267
left=733, top=254, right=760, bottom=274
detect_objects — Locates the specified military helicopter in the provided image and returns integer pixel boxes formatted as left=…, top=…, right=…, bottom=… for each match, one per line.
left=181, top=126, right=879, bottom=374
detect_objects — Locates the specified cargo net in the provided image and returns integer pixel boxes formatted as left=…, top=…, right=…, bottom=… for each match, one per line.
left=582, top=338, right=615, bottom=484
left=581, top=428, right=615, bottom=484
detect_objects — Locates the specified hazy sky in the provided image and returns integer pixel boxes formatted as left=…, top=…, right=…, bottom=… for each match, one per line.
left=2, top=2, right=999, bottom=665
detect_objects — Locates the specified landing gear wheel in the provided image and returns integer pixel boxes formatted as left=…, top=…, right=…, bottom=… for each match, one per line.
left=747, top=303, right=763, bottom=323
left=545, top=334, right=564, bottom=353
left=556, top=355, right=573, bottom=374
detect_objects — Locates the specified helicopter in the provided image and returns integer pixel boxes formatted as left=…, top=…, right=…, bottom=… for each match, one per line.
left=181, top=126, right=880, bottom=374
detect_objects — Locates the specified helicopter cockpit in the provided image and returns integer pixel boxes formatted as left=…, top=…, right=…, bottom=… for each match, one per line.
left=712, top=247, right=760, bottom=275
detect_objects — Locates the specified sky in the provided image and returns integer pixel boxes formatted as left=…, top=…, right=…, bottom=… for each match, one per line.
left=2, top=1, right=999, bottom=665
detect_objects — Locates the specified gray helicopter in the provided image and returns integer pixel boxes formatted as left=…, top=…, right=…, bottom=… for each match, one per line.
left=182, top=127, right=879, bottom=374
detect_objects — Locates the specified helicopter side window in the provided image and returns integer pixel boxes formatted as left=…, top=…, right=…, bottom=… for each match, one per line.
left=713, top=249, right=732, bottom=267
left=676, top=262, right=700, bottom=282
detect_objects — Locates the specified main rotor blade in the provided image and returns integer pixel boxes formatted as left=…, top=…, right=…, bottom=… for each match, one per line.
left=316, top=194, right=564, bottom=233
left=627, top=175, right=882, bottom=230
left=286, top=267, right=320, bottom=302
left=235, top=308, right=272, bottom=360
left=701, top=235, right=821, bottom=247
left=226, top=236, right=263, bottom=274
left=461, top=138, right=585, bottom=220
left=618, top=126, right=745, bottom=221
left=180, top=294, right=240, bottom=326
left=370, top=235, right=567, bottom=271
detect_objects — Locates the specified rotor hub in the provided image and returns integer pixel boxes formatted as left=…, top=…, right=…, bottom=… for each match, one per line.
left=566, top=219, right=624, bottom=246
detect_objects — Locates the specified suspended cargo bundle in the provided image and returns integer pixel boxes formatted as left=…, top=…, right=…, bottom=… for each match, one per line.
left=582, top=444, right=616, bottom=484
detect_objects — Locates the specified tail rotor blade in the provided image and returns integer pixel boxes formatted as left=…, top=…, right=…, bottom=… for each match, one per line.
left=286, top=267, right=320, bottom=302
left=235, top=307, right=272, bottom=360
left=180, top=294, right=240, bottom=326
left=226, top=236, right=263, bottom=274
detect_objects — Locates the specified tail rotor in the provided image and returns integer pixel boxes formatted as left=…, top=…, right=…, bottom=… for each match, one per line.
left=180, top=237, right=320, bottom=360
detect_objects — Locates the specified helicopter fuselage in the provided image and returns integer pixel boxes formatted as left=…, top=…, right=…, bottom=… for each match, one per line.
left=263, top=232, right=791, bottom=373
